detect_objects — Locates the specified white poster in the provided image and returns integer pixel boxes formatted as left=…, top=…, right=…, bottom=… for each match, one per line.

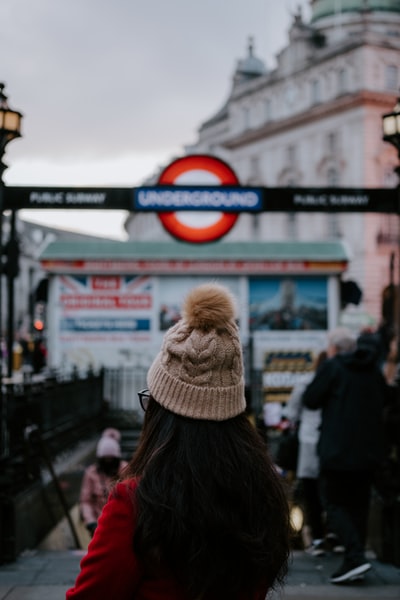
left=52, top=274, right=155, bottom=370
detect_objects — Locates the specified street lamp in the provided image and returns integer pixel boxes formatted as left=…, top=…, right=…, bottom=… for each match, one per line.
left=0, top=84, right=22, bottom=177
left=0, top=84, right=23, bottom=379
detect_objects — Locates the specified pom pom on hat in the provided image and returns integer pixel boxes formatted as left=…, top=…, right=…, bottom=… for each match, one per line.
left=147, top=282, right=245, bottom=421
left=101, top=427, right=121, bottom=442
left=183, top=282, right=237, bottom=330
left=96, top=435, right=121, bottom=458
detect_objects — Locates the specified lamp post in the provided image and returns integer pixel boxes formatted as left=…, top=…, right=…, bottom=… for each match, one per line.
left=0, top=83, right=22, bottom=380
left=382, top=96, right=400, bottom=375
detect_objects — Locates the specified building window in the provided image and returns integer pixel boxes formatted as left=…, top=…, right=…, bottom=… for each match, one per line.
left=377, top=215, right=399, bottom=245
left=285, top=84, right=296, bottom=108
left=265, top=98, right=272, bottom=122
left=250, top=155, right=259, bottom=173
left=243, top=106, right=250, bottom=130
left=247, top=156, right=261, bottom=185
left=327, top=132, right=337, bottom=154
left=385, top=65, right=398, bottom=91
left=327, top=214, right=341, bottom=238
left=338, top=68, right=347, bottom=94
left=287, top=145, right=297, bottom=165
left=327, top=167, right=339, bottom=186
left=310, top=79, right=321, bottom=104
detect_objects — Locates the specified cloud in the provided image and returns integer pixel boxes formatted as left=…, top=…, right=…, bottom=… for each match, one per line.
left=1, top=0, right=309, bottom=163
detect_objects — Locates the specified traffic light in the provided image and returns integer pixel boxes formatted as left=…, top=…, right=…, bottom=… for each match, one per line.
left=33, top=302, right=46, bottom=333
left=1, top=238, right=20, bottom=278
left=33, top=319, right=44, bottom=332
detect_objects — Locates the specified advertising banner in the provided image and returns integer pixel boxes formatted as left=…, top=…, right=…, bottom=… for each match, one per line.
left=248, top=276, right=328, bottom=425
left=53, top=274, right=154, bottom=369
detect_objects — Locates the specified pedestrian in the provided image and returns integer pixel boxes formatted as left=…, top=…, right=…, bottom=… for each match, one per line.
left=79, top=429, right=128, bottom=537
left=286, top=350, right=327, bottom=556
left=67, top=282, right=291, bottom=600
left=302, top=327, right=390, bottom=584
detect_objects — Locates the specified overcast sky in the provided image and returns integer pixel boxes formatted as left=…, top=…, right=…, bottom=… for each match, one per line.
left=0, top=0, right=310, bottom=239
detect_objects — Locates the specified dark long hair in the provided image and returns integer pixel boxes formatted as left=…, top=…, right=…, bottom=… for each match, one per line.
left=121, top=397, right=291, bottom=599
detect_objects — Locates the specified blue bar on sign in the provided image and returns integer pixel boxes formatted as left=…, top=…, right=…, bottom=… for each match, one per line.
left=60, top=317, right=150, bottom=332
left=134, top=186, right=262, bottom=211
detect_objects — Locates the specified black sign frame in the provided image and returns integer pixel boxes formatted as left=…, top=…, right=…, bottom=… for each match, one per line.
left=3, top=185, right=399, bottom=213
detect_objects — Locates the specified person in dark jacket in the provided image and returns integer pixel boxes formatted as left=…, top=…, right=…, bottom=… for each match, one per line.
left=302, top=327, right=389, bottom=584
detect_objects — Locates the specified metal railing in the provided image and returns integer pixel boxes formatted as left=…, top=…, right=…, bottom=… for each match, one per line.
left=0, top=365, right=149, bottom=469
left=0, top=365, right=147, bottom=564
left=103, top=365, right=147, bottom=412
left=0, top=369, right=105, bottom=464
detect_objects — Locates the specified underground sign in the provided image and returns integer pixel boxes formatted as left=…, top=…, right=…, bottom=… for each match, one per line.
left=156, top=154, right=240, bottom=243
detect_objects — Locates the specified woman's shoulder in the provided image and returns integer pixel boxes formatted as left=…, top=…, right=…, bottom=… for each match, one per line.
left=113, top=477, right=139, bottom=498
left=107, top=479, right=140, bottom=518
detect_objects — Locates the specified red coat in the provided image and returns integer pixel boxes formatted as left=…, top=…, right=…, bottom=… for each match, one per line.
left=66, top=479, right=269, bottom=600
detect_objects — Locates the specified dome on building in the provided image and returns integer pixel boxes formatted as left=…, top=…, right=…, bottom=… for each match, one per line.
left=234, top=37, right=266, bottom=81
left=311, top=0, right=400, bottom=22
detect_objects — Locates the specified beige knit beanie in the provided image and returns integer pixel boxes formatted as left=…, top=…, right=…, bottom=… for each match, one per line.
left=147, top=282, right=246, bottom=421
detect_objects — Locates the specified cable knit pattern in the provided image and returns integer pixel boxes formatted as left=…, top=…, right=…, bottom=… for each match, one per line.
left=147, top=283, right=245, bottom=421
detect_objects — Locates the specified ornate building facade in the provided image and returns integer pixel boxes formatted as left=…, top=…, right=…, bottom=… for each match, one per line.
left=126, top=0, right=400, bottom=324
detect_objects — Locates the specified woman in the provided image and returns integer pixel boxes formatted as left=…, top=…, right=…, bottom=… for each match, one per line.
left=79, top=428, right=128, bottom=537
left=67, top=283, right=291, bottom=600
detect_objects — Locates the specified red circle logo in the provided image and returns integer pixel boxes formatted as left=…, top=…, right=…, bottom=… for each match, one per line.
left=157, top=155, right=240, bottom=243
